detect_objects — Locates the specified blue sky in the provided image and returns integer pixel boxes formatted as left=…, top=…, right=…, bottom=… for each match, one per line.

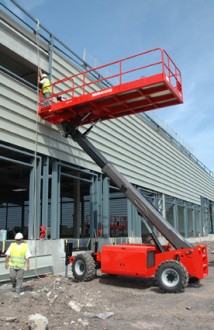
left=4, top=0, right=214, bottom=174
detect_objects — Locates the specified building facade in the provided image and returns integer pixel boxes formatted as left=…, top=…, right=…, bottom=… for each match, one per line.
left=0, top=3, right=214, bottom=277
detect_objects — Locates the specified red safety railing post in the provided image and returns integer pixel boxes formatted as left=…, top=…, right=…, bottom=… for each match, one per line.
left=82, top=73, right=85, bottom=96
left=161, top=49, right=165, bottom=75
left=119, top=60, right=122, bottom=85
left=167, top=54, right=171, bottom=83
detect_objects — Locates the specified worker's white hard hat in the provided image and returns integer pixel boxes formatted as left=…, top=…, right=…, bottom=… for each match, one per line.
left=15, top=232, right=23, bottom=240
left=41, top=73, right=48, bottom=78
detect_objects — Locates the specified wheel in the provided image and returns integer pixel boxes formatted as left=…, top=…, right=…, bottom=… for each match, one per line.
left=155, top=260, right=189, bottom=293
left=188, top=276, right=200, bottom=284
left=72, top=253, right=96, bottom=282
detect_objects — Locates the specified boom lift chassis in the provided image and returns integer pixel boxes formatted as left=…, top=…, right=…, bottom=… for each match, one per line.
left=58, top=121, right=208, bottom=293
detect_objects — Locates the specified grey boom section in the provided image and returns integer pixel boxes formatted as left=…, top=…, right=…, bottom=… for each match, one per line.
left=65, top=124, right=192, bottom=249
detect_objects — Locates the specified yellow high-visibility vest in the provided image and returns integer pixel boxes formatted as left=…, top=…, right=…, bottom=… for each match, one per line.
left=8, top=242, right=28, bottom=268
left=42, top=79, right=51, bottom=94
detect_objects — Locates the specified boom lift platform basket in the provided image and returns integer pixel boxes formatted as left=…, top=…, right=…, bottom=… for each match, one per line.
left=38, top=48, right=183, bottom=126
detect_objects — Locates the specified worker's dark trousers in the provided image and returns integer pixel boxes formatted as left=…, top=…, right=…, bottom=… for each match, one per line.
left=9, top=268, right=24, bottom=294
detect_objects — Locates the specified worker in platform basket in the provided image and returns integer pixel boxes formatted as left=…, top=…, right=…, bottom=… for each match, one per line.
left=5, top=232, right=31, bottom=294
left=38, top=68, right=52, bottom=105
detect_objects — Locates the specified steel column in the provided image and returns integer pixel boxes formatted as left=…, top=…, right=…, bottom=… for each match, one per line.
left=73, top=177, right=81, bottom=238
left=102, top=177, right=110, bottom=237
left=28, top=157, right=41, bottom=239
left=89, top=176, right=95, bottom=238
left=184, top=201, right=188, bottom=238
left=28, top=161, right=35, bottom=239
left=96, top=175, right=102, bottom=237
left=51, top=161, right=60, bottom=239
left=42, top=156, right=49, bottom=236
left=127, top=199, right=133, bottom=237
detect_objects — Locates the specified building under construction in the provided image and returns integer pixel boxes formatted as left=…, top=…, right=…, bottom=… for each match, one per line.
left=0, top=2, right=214, bottom=280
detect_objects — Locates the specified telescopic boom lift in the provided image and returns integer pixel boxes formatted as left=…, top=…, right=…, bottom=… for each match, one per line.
left=38, top=48, right=208, bottom=293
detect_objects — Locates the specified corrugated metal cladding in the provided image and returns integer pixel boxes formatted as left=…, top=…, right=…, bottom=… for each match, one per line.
left=0, top=10, right=213, bottom=207
left=89, top=117, right=214, bottom=204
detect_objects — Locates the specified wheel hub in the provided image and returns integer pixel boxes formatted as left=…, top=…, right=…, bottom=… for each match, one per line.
left=75, top=260, right=85, bottom=276
left=162, top=268, right=179, bottom=287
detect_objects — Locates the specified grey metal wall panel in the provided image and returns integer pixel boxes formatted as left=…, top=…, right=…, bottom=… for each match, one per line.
left=1, top=10, right=49, bottom=70
left=51, top=52, right=101, bottom=99
left=87, top=117, right=214, bottom=204
left=1, top=11, right=213, bottom=207
left=1, top=71, right=213, bottom=205
left=0, top=71, right=100, bottom=172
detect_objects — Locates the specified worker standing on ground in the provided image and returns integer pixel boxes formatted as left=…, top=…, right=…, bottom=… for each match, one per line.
left=5, top=232, right=31, bottom=294
left=38, top=68, right=51, bottom=105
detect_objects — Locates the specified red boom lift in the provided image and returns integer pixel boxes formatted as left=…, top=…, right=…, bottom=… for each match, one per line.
left=38, top=48, right=208, bottom=293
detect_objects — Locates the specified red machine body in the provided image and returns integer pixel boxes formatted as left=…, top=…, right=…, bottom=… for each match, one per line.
left=96, top=244, right=208, bottom=279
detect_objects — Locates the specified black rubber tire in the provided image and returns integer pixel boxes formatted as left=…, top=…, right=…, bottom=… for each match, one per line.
left=188, top=276, right=200, bottom=284
left=155, top=260, right=189, bottom=293
left=72, top=253, right=96, bottom=282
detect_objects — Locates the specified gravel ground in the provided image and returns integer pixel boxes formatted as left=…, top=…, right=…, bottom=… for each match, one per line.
left=0, top=241, right=214, bottom=330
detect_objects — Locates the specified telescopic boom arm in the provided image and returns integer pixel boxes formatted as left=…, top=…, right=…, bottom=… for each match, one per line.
left=59, top=122, right=192, bottom=250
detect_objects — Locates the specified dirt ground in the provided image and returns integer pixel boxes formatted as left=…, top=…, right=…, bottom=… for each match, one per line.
left=0, top=241, right=214, bottom=330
